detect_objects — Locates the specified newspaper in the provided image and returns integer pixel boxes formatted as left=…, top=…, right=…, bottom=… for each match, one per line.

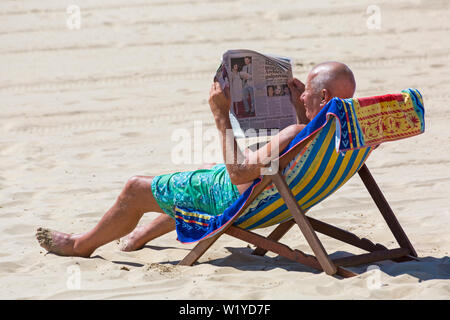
left=215, top=49, right=297, bottom=138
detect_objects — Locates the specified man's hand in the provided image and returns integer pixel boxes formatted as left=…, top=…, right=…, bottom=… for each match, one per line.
left=287, top=77, right=309, bottom=124
left=287, top=77, right=305, bottom=107
left=209, top=82, right=231, bottom=120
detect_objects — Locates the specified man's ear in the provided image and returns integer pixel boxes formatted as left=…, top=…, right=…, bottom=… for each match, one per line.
left=319, top=89, right=331, bottom=107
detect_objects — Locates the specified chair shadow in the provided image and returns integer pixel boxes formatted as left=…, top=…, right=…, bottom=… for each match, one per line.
left=172, top=246, right=321, bottom=274
left=337, top=253, right=450, bottom=281
left=88, top=246, right=450, bottom=282
left=171, top=247, right=450, bottom=281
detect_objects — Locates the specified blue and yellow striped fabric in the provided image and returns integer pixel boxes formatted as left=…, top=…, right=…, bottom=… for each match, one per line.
left=233, top=120, right=371, bottom=230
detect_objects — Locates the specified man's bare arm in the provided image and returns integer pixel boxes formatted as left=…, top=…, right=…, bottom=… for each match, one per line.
left=209, top=82, right=305, bottom=185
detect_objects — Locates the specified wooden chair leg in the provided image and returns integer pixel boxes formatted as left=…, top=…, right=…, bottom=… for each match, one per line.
left=177, top=176, right=274, bottom=267
left=358, top=164, right=417, bottom=257
left=178, top=234, right=221, bottom=266
left=252, top=219, right=295, bottom=256
left=308, top=216, right=418, bottom=262
left=271, top=172, right=337, bottom=275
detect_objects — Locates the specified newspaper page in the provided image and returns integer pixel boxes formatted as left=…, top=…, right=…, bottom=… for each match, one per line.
left=215, top=49, right=297, bottom=138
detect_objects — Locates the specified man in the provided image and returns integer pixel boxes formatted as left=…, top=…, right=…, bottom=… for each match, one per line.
left=241, top=56, right=255, bottom=114
left=36, top=61, right=356, bottom=257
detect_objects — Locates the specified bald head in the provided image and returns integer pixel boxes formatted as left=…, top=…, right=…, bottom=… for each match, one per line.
left=309, top=61, right=356, bottom=99
left=300, top=61, right=356, bottom=121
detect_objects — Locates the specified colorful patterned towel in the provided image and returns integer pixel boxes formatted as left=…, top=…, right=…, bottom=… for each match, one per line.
left=333, top=88, right=424, bottom=151
left=174, top=89, right=424, bottom=243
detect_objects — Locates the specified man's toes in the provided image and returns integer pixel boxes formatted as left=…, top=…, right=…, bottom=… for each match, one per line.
left=118, top=238, right=129, bottom=251
left=36, top=227, right=53, bottom=247
left=36, top=227, right=45, bottom=237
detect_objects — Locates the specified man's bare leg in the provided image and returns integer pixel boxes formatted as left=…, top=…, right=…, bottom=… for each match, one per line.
left=118, top=166, right=253, bottom=253
left=36, top=176, right=175, bottom=257
left=118, top=163, right=217, bottom=252
left=120, top=163, right=217, bottom=251
left=119, top=213, right=174, bottom=251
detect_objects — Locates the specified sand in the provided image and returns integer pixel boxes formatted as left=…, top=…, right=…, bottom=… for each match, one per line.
left=0, top=0, right=449, bottom=299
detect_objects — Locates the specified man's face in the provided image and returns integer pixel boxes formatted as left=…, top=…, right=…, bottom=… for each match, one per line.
left=300, top=72, right=324, bottom=120
left=244, top=57, right=251, bottom=65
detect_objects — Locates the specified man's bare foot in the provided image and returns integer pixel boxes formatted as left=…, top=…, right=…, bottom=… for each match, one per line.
left=36, top=227, right=90, bottom=257
left=118, top=214, right=175, bottom=252
left=118, top=226, right=148, bottom=252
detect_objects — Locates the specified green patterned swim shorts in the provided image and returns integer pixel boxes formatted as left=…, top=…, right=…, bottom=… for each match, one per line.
left=151, top=164, right=240, bottom=219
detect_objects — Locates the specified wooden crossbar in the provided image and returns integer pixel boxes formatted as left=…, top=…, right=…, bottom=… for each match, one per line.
left=226, top=226, right=357, bottom=278
left=252, top=220, right=296, bottom=256
left=226, top=226, right=322, bottom=271
left=252, top=216, right=389, bottom=257
left=332, top=248, right=410, bottom=267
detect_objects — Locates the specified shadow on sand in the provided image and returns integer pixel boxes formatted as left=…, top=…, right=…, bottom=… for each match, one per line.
left=167, top=246, right=450, bottom=281
left=92, top=245, right=449, bottom=281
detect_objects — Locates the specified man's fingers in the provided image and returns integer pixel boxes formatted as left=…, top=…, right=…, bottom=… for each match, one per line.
left=288, top=77, right=304, bottom=91
left=292, top=78, right=305, bottom=89
left=287, top=79, right=295, bottom=90
left=210, top=82, right=228, bottom=102
left=211, top=81, right=219, bottom=95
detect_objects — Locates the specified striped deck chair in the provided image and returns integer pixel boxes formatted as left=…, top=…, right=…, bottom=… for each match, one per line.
left=176, top=88, right=425, bottom=278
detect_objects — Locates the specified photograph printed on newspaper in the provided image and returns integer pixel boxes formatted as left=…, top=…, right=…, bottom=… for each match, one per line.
left=215, top=49, right=297, bottom=139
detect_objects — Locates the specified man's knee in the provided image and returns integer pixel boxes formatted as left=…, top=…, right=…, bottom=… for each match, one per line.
left=123, top=175, right=153, bottom=197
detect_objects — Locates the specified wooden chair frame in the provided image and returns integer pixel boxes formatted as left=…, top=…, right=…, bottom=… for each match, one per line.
left=177, top=137, right=419, bottom=278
